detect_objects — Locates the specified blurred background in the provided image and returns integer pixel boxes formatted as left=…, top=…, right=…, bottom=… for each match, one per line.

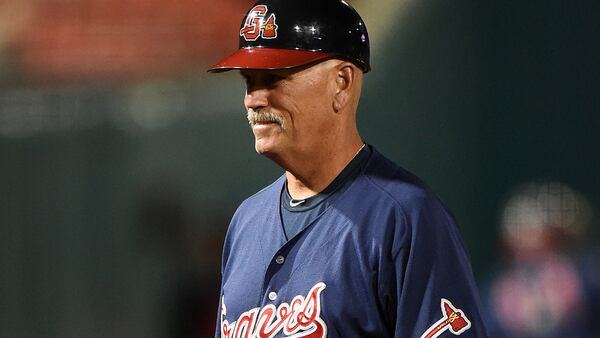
left=0, top=0, right=598, bottom=337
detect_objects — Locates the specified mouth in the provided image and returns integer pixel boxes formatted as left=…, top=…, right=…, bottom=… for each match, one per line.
left=252, top=120, right=279, bottom=126
left=250, top=120, right=282, bottom=134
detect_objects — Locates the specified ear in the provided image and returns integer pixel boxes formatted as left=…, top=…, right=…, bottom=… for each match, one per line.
left=332, top=63, right=357, bottom=112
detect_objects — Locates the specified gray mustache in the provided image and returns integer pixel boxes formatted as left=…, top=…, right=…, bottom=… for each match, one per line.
left=247, top=109, right=285, bottom=128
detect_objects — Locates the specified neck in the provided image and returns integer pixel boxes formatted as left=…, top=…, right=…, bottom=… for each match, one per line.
left=285, top=138, right=364, bottom=199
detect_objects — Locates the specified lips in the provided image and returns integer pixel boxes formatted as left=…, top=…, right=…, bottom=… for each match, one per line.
left=252, top=118, right=277, bottom=124
left=251, top=121, right=281, bottom=133
left=252, top=120, right=280, bottom=126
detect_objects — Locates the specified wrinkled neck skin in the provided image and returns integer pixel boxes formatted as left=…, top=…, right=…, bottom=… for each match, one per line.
left=278, top=122, right=363, bottom=200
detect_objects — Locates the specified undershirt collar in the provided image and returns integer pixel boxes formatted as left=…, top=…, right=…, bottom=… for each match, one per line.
left=281, top=144, right=371, bottom=212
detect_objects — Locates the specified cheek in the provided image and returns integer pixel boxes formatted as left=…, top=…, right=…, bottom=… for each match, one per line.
left=288, top=85, right=331, bottom=113
left=269, top=89, right=304, bottom=126
left=275, top=78, right=334, bottom=134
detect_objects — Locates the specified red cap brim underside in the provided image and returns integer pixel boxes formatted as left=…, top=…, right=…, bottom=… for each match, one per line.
left=208, top=48, right=331, bottom=73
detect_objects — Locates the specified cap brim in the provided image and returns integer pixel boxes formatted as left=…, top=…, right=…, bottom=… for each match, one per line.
left=207, top=47, right=331, bottom=73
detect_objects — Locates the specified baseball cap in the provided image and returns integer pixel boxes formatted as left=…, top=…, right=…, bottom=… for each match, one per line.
left=208, top=0, right=370, bottom=73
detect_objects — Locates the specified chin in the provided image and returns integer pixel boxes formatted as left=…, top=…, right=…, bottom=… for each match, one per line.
left=254, top=138, right=272, bottom=153
left=254, top=138, right=284, bottom=159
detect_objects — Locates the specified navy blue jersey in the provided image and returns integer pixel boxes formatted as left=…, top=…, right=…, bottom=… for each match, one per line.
left=216, top=148, right=488, bottom=338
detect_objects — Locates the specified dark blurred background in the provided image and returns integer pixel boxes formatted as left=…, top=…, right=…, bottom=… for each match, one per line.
left=1, top=0, right=598, bottom=337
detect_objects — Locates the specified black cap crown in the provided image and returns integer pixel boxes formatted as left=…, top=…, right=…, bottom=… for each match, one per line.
left=209, top=0, right=370, bottom=73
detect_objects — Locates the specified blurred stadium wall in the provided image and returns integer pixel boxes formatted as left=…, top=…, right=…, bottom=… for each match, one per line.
left=1, top=0, right=598, bottom=337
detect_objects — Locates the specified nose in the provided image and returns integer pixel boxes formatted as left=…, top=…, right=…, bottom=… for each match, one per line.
left=244, top=86, right=269, bottom=110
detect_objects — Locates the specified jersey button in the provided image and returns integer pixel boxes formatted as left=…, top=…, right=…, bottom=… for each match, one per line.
left=268, top=292, right=278, bottom=301
left=275, top=255, right=285, bottom=265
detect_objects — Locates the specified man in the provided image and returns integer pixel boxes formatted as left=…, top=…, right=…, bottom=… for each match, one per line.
left=208, top=0, right=488, bottom=337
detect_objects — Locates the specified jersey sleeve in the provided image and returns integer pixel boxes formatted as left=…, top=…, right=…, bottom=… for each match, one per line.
left=380, top=195, right=489, bottom=338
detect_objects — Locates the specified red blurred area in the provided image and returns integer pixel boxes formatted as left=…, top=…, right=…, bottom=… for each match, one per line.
left=12, top=0, right=248, bottom=83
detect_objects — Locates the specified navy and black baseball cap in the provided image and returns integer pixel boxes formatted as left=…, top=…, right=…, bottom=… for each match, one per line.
left=208, top=0, right=370, bottom=73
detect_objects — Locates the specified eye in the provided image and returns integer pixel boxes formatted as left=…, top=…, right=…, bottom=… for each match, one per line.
left=264, top=72, right=284, bottom=85
left=241, top=73, right=259, bottom=91
left=240, top=71, right=287, bottom=90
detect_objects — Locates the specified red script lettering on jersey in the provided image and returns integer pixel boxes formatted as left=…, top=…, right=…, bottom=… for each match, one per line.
left=221, top=282, right=327, bottom=338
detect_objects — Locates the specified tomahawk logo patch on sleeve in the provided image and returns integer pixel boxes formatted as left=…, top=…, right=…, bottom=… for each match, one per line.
left=421, top=298, right=471, bottom=338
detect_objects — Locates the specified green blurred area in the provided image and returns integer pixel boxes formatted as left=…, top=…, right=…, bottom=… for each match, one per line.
left=1, top=1, right=599, bottom=337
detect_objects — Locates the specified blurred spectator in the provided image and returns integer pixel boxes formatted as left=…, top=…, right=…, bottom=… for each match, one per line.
left=483, top=182, right=600, bottom=338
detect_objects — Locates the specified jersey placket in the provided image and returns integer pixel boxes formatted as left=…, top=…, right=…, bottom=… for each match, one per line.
left=260, top=237, right=296, bottom=307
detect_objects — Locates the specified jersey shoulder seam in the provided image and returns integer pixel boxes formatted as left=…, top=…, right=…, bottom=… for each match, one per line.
left=360, top=169, right=431, bottom=259
left=361, top=168, right=427, bottom=217
left=361, top=170, right=412, bottom=222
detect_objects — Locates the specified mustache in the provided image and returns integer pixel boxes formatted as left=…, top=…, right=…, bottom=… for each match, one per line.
left=246, top=108, right=285, bottom=129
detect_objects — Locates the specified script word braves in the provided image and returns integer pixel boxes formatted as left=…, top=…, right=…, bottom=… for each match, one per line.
left=221, top=282, right=327, bottom=338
